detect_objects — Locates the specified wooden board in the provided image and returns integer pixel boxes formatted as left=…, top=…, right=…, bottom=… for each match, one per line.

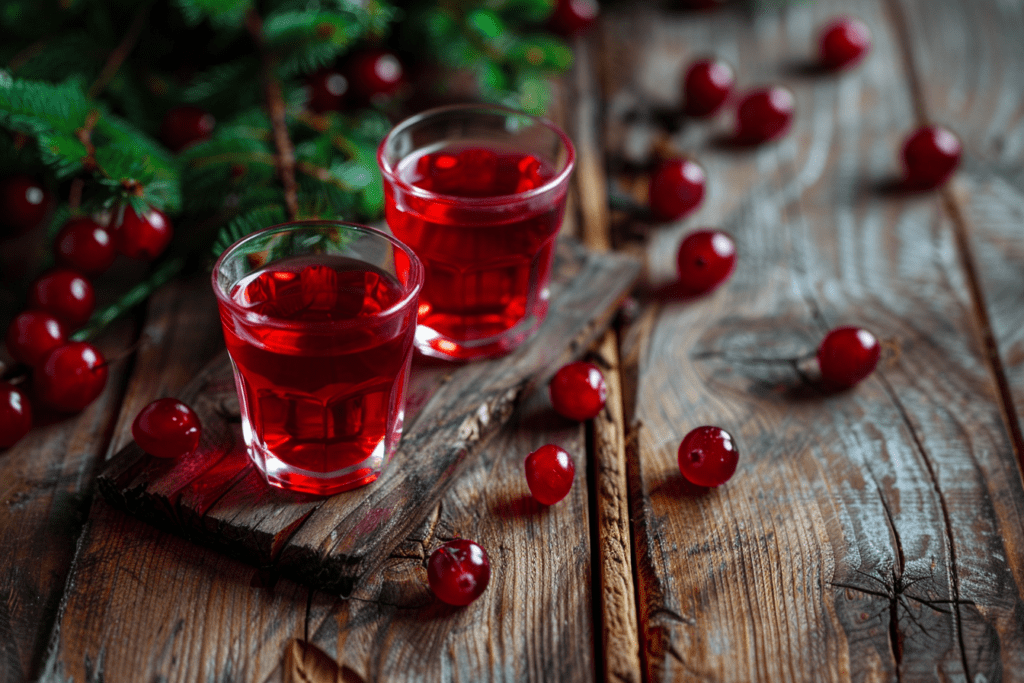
left=95, top=237, right=638, bottom=596
left=602, top=1, right=1024, bottom=680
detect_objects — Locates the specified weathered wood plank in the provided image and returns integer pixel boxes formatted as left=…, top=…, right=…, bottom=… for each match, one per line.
left=605, top=1, right=1024, bottom=680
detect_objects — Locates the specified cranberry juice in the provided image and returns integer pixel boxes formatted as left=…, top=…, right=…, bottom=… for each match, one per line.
left=384, top=144, right=565, bottom=356
left=219, top=254, right=416, bottom=493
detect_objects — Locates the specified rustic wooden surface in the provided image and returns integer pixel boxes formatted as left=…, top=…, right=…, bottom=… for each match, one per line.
left=4, top=0, right=1024, bottom=681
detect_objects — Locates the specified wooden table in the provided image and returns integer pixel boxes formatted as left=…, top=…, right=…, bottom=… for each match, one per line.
left=4, top=0, right=1024, bottom=680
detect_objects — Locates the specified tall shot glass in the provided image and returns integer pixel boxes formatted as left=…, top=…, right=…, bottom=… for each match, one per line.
left=212, top=221, right=424, bottom=496
left=378, top=104, right=575, bottom=360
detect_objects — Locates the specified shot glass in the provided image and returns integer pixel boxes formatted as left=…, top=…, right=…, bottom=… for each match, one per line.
left=212, top=221, right=424, bottom=496
left=378, top=104, right=575, bottom=360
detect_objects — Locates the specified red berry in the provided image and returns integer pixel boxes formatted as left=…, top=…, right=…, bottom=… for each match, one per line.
left=54, top=217, right=116, bottom=276
left=901, top=125, right=962, bottom=190
left=132, top=398, right=202, bottom=459
left=524, top=444, right=575, bottom=505
left=549, top=361, right=608, bottom=421
left=817, top=326, right=881, bottom=388
left=820, top=17, right=872, bottom=70
left=683, top=57, right=735, bottom=117
left=676, top=229, right=736, bottom=295
left=547, top=0, right=599, bottom=36
left=677, top=426, right=739, bottom=487
left=427, top=539, right=491, bottom=606
left=6, top=310, right=66, bottom=367
left=35, top=342, right=108, bottom=413
left=307, top=68, right=349, bottom=113
left=346, top=50, right=404, bottom=103
left=0, top=175, right=50, bottom=237
left=735, top=86, right=795, bottom=144
left=0, top=382, right=32, bottom=448
left=29, top=269, right=95, bottom=331
left=648, top=158, right=706, bottom=221
left=159, top=105, right=215, bottom=152
left=111, top=206, right=173, bottom=260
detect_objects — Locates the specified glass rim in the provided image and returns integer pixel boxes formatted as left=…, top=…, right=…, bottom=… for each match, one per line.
left=211, top=220, right=424, bottom=331
left=377, top=102, right=576, bottom=207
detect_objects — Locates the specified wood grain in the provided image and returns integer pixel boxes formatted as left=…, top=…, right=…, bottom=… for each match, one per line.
left=602, top=1, right=1024, bottom=680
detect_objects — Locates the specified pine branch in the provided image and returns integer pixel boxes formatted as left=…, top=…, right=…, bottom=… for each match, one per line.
left=87, top=2, right=151, bottom=99
left=245, top=9, right=299, bottom=221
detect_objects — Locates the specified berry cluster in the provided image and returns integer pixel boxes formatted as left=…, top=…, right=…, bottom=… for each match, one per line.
left=306, top=49, right=406, bottom=115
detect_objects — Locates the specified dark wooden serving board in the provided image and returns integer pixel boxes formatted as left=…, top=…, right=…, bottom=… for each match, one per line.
left=96, top=237, right=638, bottom=596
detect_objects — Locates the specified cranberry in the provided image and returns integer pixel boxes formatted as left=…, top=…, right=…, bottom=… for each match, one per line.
left=111, top=206, right=173, bottom=260
left=524, top=444, right=575, bottom=505
left=159, top=105, right=215, bottom=152
left=676, top=229, right=736, bottom=295
left=820, top=17, right=872, bottom=70
left=817, top=326, right=881, bottom=388
left=34, top=341, right=108, bottom=413
left=683, top=57, right=735, bottom=117
left=677, top=426, right=739, bottom=487
left=54, top=217, right=116, bottom=275
left=6, top=310, right=66, bottom=367
left=0, top=175, right=50, bottom=237
left=547, top=0, right=599, bottom=36
left=735, top=86, right=795, bottom=145
left=427, top=539, right=491, bottom=606
left=648, top=158, right=706, bottom=221
left=901, top=125, right=962, bottom=190
left=346, top=50, right=404, bottom=103
left=132, top=398, right=202, bottom=459
left=0, top=382, right=32, bottom=448
left=549, top=361, right=608, bottom=421
left=307, top=68, right=349, bottom=113
left=28, top=269, right=95, bottom=331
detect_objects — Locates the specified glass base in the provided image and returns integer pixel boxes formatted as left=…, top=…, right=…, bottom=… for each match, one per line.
left=414, top=311, right=544, bottom=360
left=247, top=437, right=386, bottom=496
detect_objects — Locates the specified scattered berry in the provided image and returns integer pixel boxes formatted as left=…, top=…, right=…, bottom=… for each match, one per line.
left=307, top=68, right=349, bottom=113
left=819, top=17, right=872, bottom=70
left=547, top=0, right=599, bottom=36
left=346, top=50, right=404, bottom=103
left=35, top=341, right=108, bottom=413
left=111, top=206, right=173, bottom=260
left=159, top=105, right=215, bottom=152
left=676, top=229, right=736, bottom=295
left=427, top=539, right=491, bottom=606
left=549, top=361, right=608, bottom=421
left=6, top=310, right=66, bottom=367
left=0, top=175, right=50, bottom=237
left=901, top=125, right=962, bottom=190
left=54, top=217, right=116, bottom=276
left=0, top=382, right=32, bottom=449
left=817, top=326, right=881, bottom=388
left=683, top=57, right=735, bottom=117
left=677, top=426, right=739, bottom=487
left=525, top=444, right=575, bottom=505
left=132, top=398, right=202, bottom=459
left=648, top=158, right=706, bottom=221
left=735, top=86, right=795, bottom=144
left=29, top=269, right=95, bottom=331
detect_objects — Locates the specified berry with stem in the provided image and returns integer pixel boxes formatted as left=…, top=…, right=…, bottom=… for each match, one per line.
left=427, top=539, right=491, bottom=606
left=132, top=398, right=202, bottom=459
left=735, top=86, right=795, bottom=145
left=901, top=125, right=962, bottom=190
left=649, top=158, right=706, bottom=221
left=525, top=444, right=575, bottom=505
left=677, top=426, right=739, bottom=487
left=820, top=16, right=872, bottom=70
left=817, top=326, right=881, bottom=388
left=0, top=175, right=50, bottom=237
left=159, top=105, right=215, bottom=152
left=549, top=361, right=608, bottom=421
left=34, top=342, right=108, bottom=413
left=111, top=206, right=173, bottom=260
left=683, top=57, right=735, bottom=117
left=676, top=229, right=736, bottom=295
left=54, top=217, right=116, bottom=276
left=29, top=269, right=95, bottom=331
left=6, top=310, right=66, bottom=367
left=0, top=382, right=32, bottom=449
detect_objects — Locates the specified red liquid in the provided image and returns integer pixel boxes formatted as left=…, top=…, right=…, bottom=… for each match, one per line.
left=219, top=255, right=416, bottom=493
left=385, top=144, right=565, bottom=357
